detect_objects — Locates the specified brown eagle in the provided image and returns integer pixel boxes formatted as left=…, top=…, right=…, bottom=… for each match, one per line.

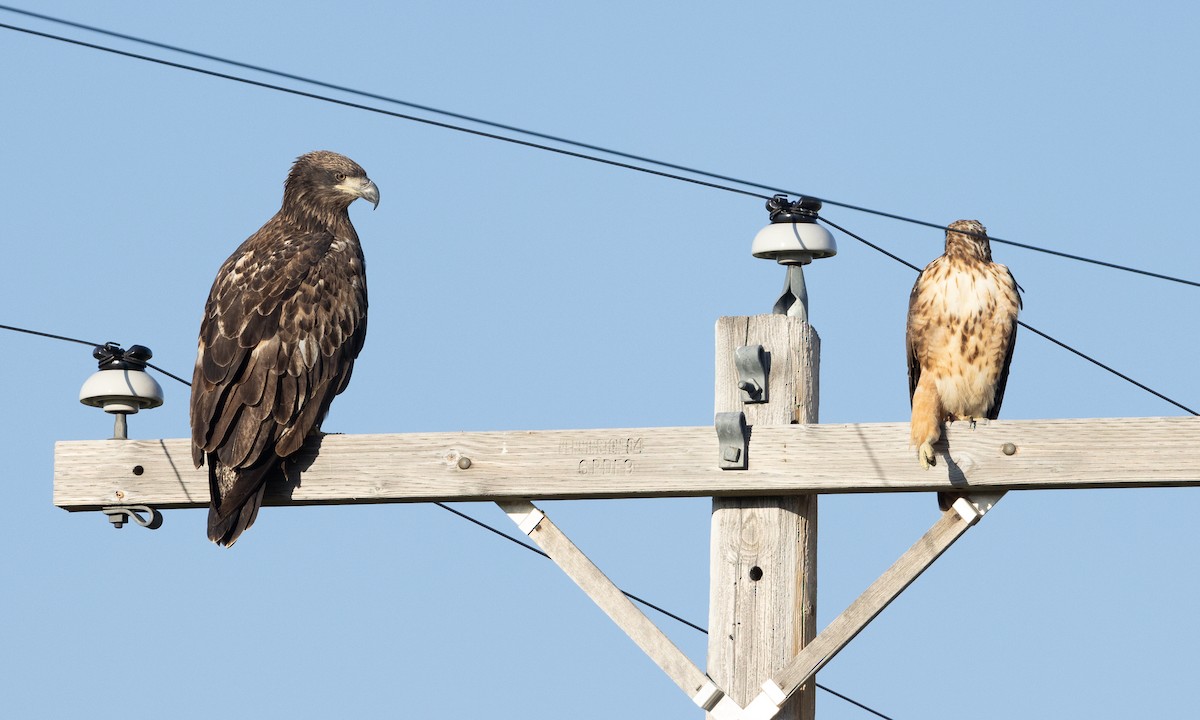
left=190, top=151, right=379, bottom=546
left=906, top=219, right=1020, bottom=510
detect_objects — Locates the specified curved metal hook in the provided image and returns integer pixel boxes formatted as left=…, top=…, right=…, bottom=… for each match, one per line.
left=101, top=505, right=163, bottom=530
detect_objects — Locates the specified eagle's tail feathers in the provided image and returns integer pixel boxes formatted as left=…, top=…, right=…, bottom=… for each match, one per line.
left=207, top=458, right=274, bottom=547
left=937, top=491, right=960, bottom=512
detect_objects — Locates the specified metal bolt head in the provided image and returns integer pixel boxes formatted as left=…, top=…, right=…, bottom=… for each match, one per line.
left=457, top=457, right=472, bottom=470
left=1001, top=443, right=1017, bottom=456
left=737, top=380, right=762, bottom=396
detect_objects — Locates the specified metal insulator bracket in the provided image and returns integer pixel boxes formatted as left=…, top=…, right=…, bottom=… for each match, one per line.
left=101, top=505, right=162, bottom=530
left=734, top=345, right=768, bottom=404
left=715, top=412, right=749, bottom=470
left=772, top=264, right=810, bottom=321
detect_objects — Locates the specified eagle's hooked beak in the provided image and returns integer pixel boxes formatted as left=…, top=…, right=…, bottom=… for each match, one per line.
left=357, top=178, right=380, bottom=210
left=339, top=176, right=380, bottom=209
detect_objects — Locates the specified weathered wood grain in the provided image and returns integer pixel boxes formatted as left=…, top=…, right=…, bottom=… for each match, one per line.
left=53, top=416, right=1200, bottom=510
left=709, top=315, right=818, bottom=720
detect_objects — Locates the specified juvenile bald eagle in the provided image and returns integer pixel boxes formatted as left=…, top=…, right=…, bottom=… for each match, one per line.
left=190, top=151, right=379, bottom=546
left=906, top=219, right=1020, bottom=511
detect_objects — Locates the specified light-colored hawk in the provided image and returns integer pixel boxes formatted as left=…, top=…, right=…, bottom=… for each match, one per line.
left=906, top=219, right=1020, bottom=510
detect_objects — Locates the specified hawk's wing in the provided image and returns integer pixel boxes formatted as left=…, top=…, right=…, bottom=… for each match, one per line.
left=905, top=267, right=931, bottom=406
left=985, top=267, right=1021, bottom=419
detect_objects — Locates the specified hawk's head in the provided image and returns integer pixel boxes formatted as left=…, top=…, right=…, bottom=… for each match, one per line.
left=945, top=219, right=991, bottom=262
left=283, top=151, right=380, bottom=219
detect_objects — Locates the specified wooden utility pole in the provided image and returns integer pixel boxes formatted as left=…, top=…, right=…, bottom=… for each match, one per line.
left=53, top=416, right=1200, bottom=718
left=46, top=194, right=1200, bottom=718
left=710, top=316, right=819, bottom=720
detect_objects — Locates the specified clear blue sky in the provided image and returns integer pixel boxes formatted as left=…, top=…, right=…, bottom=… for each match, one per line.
left=2, top=2, right=1198, bottom=718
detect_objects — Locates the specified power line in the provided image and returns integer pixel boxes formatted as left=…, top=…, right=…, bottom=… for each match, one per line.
left=0, top=322, right=97, bottom=348
left=0, top=322, right=191, bottom=387
left=435, top=501, right=895, bottom=720
left=818, top=219, right=923, bottom=274
left=433, top=502, right=708, bottom=634
left=144, top=361, right=191, bottom=387
left=811, top=199, right=1198, bottom=287
left=0, top=319, right=893, bottom=716
left=0, top=20, right=766, bottom=202
left=1, top=6, right=1194, bottom=290
left=815, top=685, right=896, bottom=720
left=818, top=218, right=1199, bottom=416
left=0, top=311, right=890, bottom=713
left=1013, top=320, right=1196, bottom=415
left=4, top=223, right=1196, bottom=418
left=0, top=10, right=1189, bottom=705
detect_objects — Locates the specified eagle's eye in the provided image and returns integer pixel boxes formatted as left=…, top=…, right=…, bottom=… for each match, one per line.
left=334, top=172, right=347, bottom=182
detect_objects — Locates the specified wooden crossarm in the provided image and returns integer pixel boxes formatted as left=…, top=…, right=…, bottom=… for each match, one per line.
left=53, top=417, right=1200, bottom=510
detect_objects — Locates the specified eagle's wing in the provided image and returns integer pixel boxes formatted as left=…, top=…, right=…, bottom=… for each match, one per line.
left=190, top=219, right=367, bottom=540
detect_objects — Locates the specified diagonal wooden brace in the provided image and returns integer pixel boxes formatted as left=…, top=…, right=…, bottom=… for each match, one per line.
left=740, top=492, right=1007, bottom=720
left=497, top=500, right=741, bottom=716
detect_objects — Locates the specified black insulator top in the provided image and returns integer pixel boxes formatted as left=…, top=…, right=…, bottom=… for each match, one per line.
left=766, top=194, right=823, bottom=223
left=93, top=342, right=153, bottom=371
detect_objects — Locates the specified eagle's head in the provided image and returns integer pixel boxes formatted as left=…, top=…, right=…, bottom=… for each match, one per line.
left=945, top=219, right=992, bottom=262
left=283, top=151, right=380, bottom=217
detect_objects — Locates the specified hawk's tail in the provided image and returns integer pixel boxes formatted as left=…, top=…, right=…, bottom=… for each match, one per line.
left=910, top=381, right=943, bottom=459
left=910, top=380, right=954, bottom=509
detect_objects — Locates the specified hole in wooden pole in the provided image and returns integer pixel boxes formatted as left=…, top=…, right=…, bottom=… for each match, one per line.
left=749, top=566, right=763, bottom=581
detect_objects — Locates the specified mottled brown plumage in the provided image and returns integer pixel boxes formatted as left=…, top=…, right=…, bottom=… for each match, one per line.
left=906, top=219, right=1020, bottom=510
left=190, top=151, right=379, bottom=546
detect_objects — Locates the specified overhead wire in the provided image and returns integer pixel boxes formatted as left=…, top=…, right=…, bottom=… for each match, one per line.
left=432, top=502, right=709, bottom=635
left=0, top=21, right=766, bottom=202
left=2, top=320, right=709, bottom=631
left=0, top=322, right=192, bottom=387
left=0, top=19, right=1192, bottom=418
left=1, top=5, right=1195, bottom=289
left=435, top=502, right=895, bottom=719
left=817, top=219, right=1199, bottom=416
left=2, top=318, right=894, bottom=717
left=6, top=11, right=1190, bottom=718
left=3, top=319, right=893, bottom=715
left=0, top=322, right=98, bottom=349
